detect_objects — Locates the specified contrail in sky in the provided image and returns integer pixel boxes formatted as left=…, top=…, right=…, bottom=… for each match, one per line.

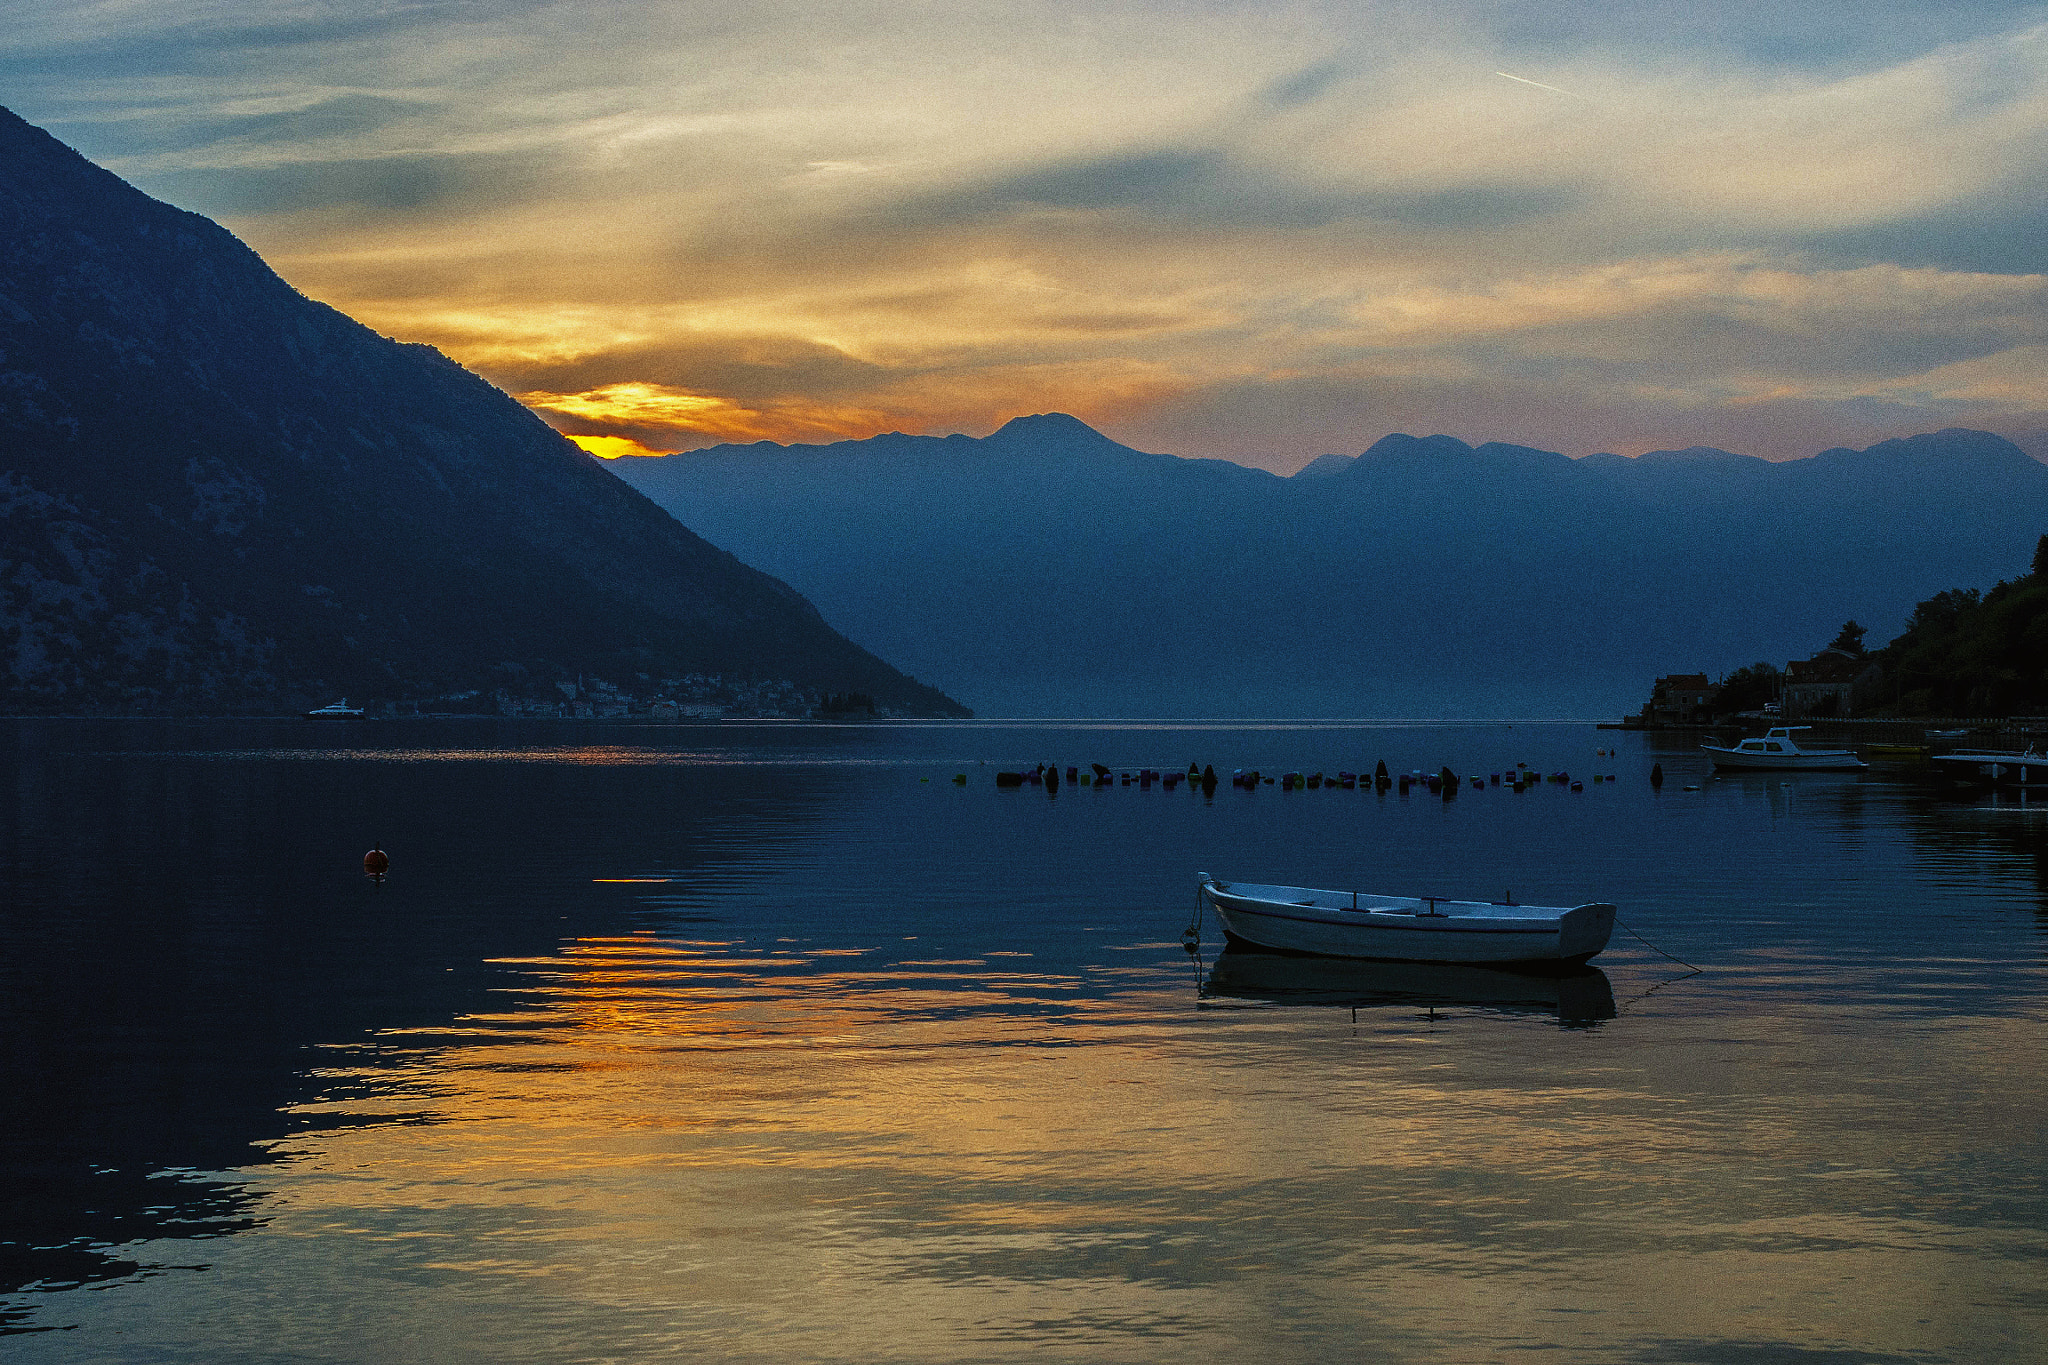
left=1494, top=70, right=1590, bottom=101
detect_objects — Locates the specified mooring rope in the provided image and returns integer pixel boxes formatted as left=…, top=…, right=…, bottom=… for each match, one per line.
left=1614, top=913, right=1702, bottom=974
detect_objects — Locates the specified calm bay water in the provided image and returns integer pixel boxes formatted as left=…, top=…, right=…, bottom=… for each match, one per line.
left=2, top=718, right=2044, bottom=1362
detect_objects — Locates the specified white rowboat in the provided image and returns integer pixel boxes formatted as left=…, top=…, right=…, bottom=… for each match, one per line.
left=1198, top=876, right=1615, bottom=965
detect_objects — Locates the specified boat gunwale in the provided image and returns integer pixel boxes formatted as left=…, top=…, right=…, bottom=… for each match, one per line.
left=1204, top=880, right=1607, bottom=934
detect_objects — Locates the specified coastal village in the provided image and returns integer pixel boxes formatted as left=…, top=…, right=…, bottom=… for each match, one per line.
left=464, top=676, right=897, bottom=721
left=1631, top=647, right=1874, bottom=727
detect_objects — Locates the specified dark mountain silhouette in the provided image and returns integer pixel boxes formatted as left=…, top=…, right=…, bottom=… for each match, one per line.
left=0, top=108, right=964, bottom=716
left=611, top=418, right=2048, bottom=717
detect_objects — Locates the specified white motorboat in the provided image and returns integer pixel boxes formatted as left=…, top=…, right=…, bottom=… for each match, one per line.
left=1197, top=876, right=1615, bottom=965
left=1928, top=747, right=2048, bottom=787
left=1700, top=726, right=1866, bottom=771
left=305, top=698, right=365, bottom=719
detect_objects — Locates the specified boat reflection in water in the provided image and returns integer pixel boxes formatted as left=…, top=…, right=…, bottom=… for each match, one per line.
left=1202, top=947, right=1616, bottom=1026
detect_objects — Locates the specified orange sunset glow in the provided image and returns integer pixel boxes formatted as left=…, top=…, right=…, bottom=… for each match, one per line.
left=565, top=434, right=667, bottom=459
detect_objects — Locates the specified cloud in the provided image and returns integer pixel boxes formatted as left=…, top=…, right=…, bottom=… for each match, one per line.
left=518, top=380, right=899, bottom=447
left=9, top=3, right=2047, bottom=466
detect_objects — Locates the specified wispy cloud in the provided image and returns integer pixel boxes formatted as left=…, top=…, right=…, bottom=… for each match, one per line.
left=9, top=3, right=2047, bottom=466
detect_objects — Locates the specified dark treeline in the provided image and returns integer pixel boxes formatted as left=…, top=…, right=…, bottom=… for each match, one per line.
left=1868, top=536, right=2048, bottom=715
left=1701, top=536, right=2048, bottom=718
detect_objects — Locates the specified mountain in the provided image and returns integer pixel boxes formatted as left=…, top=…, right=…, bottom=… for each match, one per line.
left=0, top=108, right=964, bottom=717
left=1291, top=453, right=1357, bottom=479
left=609, top=418, right=2048, bottom=717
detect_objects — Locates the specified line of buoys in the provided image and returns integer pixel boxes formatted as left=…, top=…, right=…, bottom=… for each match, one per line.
left=983, top=755, right=1655, bottom=798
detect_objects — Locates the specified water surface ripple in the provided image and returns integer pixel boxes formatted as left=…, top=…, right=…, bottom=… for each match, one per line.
left=2, top=719, right=2043, bottom=1361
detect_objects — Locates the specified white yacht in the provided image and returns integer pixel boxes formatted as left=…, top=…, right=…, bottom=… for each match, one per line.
left=1700, top=726, right=1865, bottom=771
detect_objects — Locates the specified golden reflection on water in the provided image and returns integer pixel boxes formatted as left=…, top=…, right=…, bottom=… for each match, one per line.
left=235, top=934, right=2048, bottom=1363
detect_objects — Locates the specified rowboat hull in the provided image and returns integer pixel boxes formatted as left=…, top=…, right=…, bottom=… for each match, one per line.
left=1199, top=879, right=1614, bottom=965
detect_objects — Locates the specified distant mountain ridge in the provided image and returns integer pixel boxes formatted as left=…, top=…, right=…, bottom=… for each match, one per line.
left=0, top=108, right=964, bottom=716
left=610, top=416, right=2048, bottom=717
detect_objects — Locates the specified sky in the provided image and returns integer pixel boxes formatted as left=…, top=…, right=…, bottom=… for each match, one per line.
left=6, top=0, right=2048, bottom=471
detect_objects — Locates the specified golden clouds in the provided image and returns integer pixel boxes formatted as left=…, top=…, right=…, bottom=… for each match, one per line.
left=109, top=5, right=2048, bottom=465
left=522, top=382, right=752, bottom=432
left=521, top=380, right=904, bottom=447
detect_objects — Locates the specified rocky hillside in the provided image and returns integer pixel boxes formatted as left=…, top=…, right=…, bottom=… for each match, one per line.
left=0, top=108, right=965, bottom=716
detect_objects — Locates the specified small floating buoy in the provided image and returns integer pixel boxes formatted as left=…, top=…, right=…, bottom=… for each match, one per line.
left=1091, top=763, right=1111, bottom=779
left=364, top=845, right=389, bottom=884
left=996, top=771, right=1025, bottom=787
left=1682, top=784, right=1700, bottom=791
left=1045, top=765, right=1059, bottom=793
left=1650, top=763, right=1665, bottom=788
left=1570, top=781, right=1583, bottom=792
left=952, top=773, right=966, bottom=785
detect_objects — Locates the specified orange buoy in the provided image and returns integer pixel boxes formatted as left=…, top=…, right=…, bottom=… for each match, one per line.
left=364, top=845, right=389, bottom=882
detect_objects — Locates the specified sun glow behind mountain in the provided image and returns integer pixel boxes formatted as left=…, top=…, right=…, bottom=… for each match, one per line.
left=563, top=434, right=665, bottom=459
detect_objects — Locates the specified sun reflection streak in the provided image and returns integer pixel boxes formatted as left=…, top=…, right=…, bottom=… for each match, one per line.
left=251, top=927, right=2048, bottom=1361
